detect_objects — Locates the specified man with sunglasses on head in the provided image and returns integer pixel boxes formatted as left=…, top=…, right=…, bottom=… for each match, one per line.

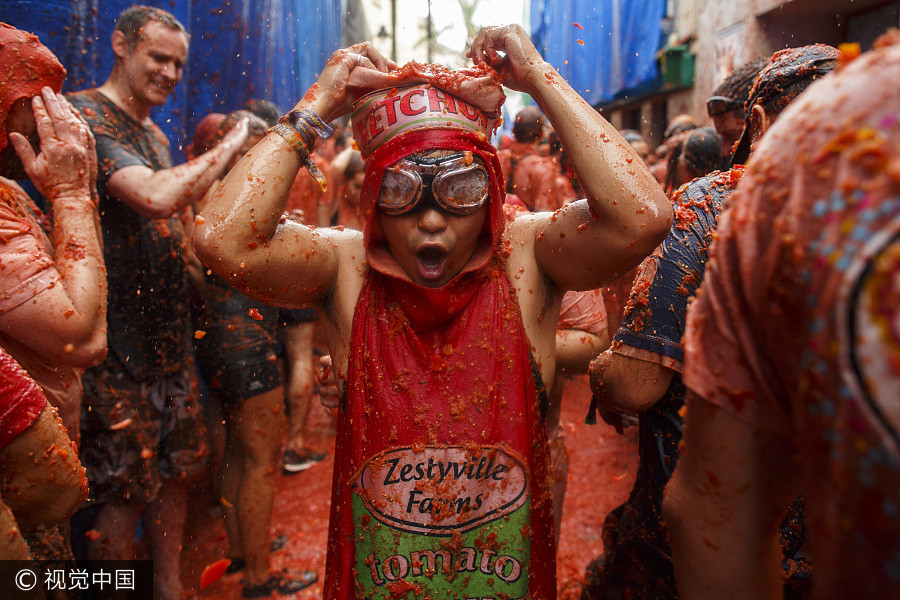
left=498, top=106, right=576, bottom=212
left=193, top=24, right=671, bottom=600
left=706, top=57, right=769, bottom=166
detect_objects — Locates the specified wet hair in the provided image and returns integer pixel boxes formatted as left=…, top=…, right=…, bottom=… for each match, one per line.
left=620, top=129, right=647, bottom=145
left=711, top=57, right=770, bottom=114
left=747, top=45, right=840, bottom=117
left=343, top=150, right=365, bottom=178
left=216, top=110, right=268, bottom=144
left=186, top=113, right=226, bottom=159
left=681, top=127, right=723, bottom=173
left=731, top=44, right=840, bottom=165
left=115, top=5, right=187, bottom=50
left=244, top=99, right=281, bottom=127
left=663, top=114, right=698, bottom=141
left=665, top=127, right=722, bottom=194
left=512, top=107, right=546, bottom=143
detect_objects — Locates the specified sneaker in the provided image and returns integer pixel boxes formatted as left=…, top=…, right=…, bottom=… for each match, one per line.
left=225, top=557, right=245, bottom=575
left=282, top=448, right=326, bottom=474
left=225, top=537, right=288, bottom=574
left=269, top=534, right=288, bottom=552
left=241, top=569, right=318, bottom=598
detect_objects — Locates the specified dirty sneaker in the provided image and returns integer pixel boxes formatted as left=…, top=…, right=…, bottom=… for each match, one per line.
left=241, top=569, right=318, bottom=598
left=282, top=448, right=326, bottom=474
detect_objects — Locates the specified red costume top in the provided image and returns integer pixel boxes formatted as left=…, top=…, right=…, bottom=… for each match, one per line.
left=323, top=69, right=557, bottom=600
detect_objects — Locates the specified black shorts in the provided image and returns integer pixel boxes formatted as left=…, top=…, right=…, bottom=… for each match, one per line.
left=279, top=307, right=317, bottom=326
left=195, top=327, right=284, bottom=404
left=80, top=361, right=208, bottom=505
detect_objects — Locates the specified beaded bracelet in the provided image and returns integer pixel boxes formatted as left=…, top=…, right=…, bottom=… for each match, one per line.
left=288, top=109, right=333, bottom=139
left=269, top=109, right=333, bottom=192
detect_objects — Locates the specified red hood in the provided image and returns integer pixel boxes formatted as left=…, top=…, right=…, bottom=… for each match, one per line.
left=359, top=128, right=506, bottom=290
left=0, top=22, right=66, bottom=152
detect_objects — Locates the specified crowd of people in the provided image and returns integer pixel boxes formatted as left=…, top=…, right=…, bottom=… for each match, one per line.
left=0, top=5, right=898, bottom=600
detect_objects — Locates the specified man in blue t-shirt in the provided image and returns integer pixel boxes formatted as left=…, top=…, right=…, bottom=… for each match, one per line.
left=69, top=7, right=246, bottom=600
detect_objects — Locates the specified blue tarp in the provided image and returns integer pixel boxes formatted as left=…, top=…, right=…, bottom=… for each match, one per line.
left=4, top=0, right=341, bottom=161
left=530, top=0, right=665, bottom=106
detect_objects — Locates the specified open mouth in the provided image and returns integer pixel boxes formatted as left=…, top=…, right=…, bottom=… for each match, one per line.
left=415, top=246, right=449, bottom=282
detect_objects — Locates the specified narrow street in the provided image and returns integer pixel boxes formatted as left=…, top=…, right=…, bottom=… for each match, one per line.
left=183, top=375, right=639, bottom=599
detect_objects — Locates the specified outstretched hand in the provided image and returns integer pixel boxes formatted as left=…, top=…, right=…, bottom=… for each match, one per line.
left=467, top=24, right=545, bottom=93
left=217, top=116, right=250, bottom=161
left=301, top=41, right=396, bottom=122
left=9, top=87, right=96, bottom=203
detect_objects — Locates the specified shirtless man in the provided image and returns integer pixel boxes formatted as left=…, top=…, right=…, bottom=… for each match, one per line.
left=68, top=7, right=247, bottom=600
left=193, top=24, right=670, bottom=599
left=499, top=106, right=576, bottom=211
left=664, top=34, right=900, bottom=600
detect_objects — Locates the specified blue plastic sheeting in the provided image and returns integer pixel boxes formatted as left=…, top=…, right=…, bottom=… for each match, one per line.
left=4, top=1, right=341, bottom=161
left=530, top=0, right=664, bottom=106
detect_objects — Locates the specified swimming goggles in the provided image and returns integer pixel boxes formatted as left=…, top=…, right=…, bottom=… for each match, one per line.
left=377, top=153, right=490, bottom=216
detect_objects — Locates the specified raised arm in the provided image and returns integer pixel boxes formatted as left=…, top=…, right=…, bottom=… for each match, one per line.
left=1, top=89, right=107, bottom=367
left=469, top=26, right=671, bottom=290
left=192, top=42, right=393, bottom=309
left=106, top=122, right=248, bottom=220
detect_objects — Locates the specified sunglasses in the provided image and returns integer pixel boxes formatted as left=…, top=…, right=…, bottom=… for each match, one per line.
left=377, top=153, right=490, bottom=216
left=706, top=95, right=742, bottom=117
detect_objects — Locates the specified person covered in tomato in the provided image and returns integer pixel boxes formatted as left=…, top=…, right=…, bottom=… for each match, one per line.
left=189, top=110, right=318, bottom=597
left=0, top=347, right=89, bottom=564
left=330, top=147, right=367, bottom=231
left=0, top=22, right=107, bottom=562
left=583, top=44, right=840, bottom=600
left=193, top=24, right=671, bottom=600
left=67, top=7, right=248, bottom=600
left=0, top=21, right=107, bottom=456
left=664, top=35, right=899, bottom=600
left=498, top=106, right=576, bottom=212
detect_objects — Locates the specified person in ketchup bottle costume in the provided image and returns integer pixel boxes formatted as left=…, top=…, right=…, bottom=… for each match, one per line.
left=193, top=24, right=671, bottom=600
